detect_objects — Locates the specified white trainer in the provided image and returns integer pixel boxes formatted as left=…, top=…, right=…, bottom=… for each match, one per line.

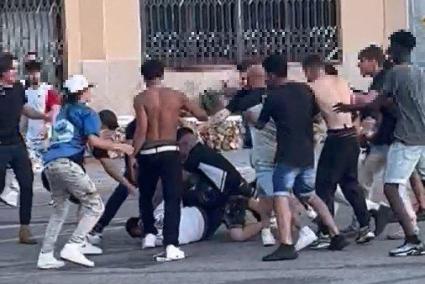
left=261, top=228, right=276, bottom=247
left=0, top=182, right=19, bottom=207
left=295, top=226, right=318, bottom=251
left=60, top=243, right=94, bottom=267
left=37, top=251, right=65, bottom=270
left=154, top=245, right=185, bottom=262
left=87, top=232, right=103, bottom=246
left=142, top=233, right=157, bottom=249
left=80, top=242, right=103, bottom=255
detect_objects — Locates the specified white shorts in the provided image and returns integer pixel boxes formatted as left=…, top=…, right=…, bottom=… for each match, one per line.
left=384, top=141, right=425, bottom=185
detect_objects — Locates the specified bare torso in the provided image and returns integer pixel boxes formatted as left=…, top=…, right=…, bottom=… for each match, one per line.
left=137, top=87, right=184, bottom=147
left=310, top=75, right=353, bottom=130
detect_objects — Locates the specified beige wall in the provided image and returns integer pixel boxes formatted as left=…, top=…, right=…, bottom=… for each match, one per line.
left=64, top=0, right=409, bottom=116
left=64, top=0, right=141, bottom=116
left=339, top=0, right=408, bottom=90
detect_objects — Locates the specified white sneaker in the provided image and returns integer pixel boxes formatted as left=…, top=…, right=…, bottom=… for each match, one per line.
left=87, top=232, right=103, bottom=246
left=37, top=251, right=65, bottom=269
left=60, top=243, right=94, bottom=267
left=261, top=228, right=276, bottom=247
left=0, top=185, right=19, bottom=207
left=154, top=245, right=185, bottom=262
left=142, top=233, right=157, bottom=249
left=270, top=217, right=277, bottom=229
left=295, top=226, right=318, bottom=251
left=305, top=206, right=318, bottom=220
left=80, top=242, right=103, bottom=255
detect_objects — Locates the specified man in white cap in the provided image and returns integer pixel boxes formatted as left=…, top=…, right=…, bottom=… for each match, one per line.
left=37, top=74, right=134, bottom=269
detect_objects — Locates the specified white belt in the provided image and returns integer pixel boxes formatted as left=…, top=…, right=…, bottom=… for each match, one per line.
left=139, top=145, right=179, bottom=155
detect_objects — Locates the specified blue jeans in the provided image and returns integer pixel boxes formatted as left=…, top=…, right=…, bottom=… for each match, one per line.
left=272, top=162, right=315, bottom=198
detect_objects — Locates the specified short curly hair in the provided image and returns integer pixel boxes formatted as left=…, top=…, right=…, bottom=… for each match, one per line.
left=389, top=30, right=416, bottom=51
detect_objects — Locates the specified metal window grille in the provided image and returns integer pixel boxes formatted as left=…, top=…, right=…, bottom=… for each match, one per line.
left=0, top=0, right=64, bottom=85
left=141, top=0, right=340, bottom=67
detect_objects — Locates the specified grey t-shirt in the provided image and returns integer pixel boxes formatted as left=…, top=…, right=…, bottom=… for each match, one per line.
left=247, top=104, right=277, bottom=167
left=383, top=65, right=425, bottom=145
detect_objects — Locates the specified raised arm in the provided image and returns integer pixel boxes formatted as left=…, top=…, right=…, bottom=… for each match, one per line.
left=182, top=94, right=208, bottom=121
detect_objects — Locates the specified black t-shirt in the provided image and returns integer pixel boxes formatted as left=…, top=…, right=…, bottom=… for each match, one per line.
left=226, top=88, right=264, bottom=113
left=257, top=83, right=319, bottom=168
left=368, top=69, right=397, bottom=146
left=0, top=82, right=27, bottom=145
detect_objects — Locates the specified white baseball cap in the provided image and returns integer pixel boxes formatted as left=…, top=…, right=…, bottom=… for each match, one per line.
left=64, top=74, right=95, bottom=93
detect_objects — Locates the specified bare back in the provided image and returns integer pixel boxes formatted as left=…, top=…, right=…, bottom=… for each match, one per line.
left=310, top=75, right=353, bottom=129
left=134, top=86, right=207, bottom=150
left=140, top=87, right=184, bottom=145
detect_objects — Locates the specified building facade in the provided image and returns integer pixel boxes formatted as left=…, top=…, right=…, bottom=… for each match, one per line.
left=1, top=0, right=418, bottom=115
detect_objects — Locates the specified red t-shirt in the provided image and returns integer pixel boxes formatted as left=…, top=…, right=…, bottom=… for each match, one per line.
left=45, top=89, right=61, bottom=113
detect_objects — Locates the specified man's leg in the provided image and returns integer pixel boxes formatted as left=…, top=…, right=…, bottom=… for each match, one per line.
left=93, top=183, right=129, bottom=233
left=137, top=154, right=160, bottom=247
left=297, top=167, right=349, bottom=251
left=0, top=146, right=12, bottom=198
left=262, top=163, right=298, bottom=261
left=9, top=143, right=36, bottom=244
left=67, top=163, right=104, bottom=245
left=336, top=136, right=374, bottom=243
left=409, top=171, right=425, bottom=213
left=159, top=151, right=183, bottom=247
left=255, top=165, right=276, bottom=246
left=384, top=142, right=424, bottom=257
left=37, top=164, right=70, bottom=269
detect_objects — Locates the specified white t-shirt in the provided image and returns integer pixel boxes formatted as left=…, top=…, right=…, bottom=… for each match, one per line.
left=25, top=83, right=51, bottom=141
left=154, top=202, right=205, bottom=245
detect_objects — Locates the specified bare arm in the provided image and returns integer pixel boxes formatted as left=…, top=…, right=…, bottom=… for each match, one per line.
left=98, top=158, right=137, bottom=195
left=133, top=95, right=148, bottom=155
left=87, top=135, right=134, bottom=155
left=333, top=94, right=393, bottom=113
left=22, top=104, right=49, bottom=120
left=182, top=94, right=208, bottom=121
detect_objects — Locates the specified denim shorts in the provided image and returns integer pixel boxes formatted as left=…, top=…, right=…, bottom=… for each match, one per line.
left=385, top=141, right=425, bottom=185
left=256, top=165, right=274, bottom=197
left=272, top=162, right=315, bottom=197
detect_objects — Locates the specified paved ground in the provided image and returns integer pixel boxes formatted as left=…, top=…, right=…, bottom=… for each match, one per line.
left=1, top=150, right=425, bottom=284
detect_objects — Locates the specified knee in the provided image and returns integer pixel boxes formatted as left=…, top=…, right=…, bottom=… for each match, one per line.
left=85, top=194, right=104, bottom=217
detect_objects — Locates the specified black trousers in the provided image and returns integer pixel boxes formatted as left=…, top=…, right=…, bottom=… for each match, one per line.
left=316, top=133, right=370, bottom=230
left=137, top=150, right=183, bottom=246
left=0, top=142, right=34, bottom=225
left=94, top=183, right=129, bottom=233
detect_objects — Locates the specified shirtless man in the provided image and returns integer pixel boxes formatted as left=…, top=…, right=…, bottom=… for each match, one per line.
left=132, top=59, right=208, bottom=261
left=302, top=55, right=374, bottom=245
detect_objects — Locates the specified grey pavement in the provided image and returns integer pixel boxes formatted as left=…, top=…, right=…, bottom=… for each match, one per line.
left=1, top=150, right=425, bottom=284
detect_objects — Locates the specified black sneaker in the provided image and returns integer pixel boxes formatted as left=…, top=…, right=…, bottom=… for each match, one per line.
left=389, top=241, right=425, bottom=257
left=328, top=235, right=350, bottom=251
left=356, top=226, right=375, bottom=244
left=262, top=244, right=298, bottom=261
left=309, top=233, right=331, bottom=249
left=372, top=205, right=392, bottom=236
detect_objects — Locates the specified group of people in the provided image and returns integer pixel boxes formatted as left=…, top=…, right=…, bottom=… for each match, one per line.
left=1, top=28, right=425, bottom=269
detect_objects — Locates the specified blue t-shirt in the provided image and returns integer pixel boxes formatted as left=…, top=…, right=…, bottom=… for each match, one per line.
left=43, top=103, right=101, bottom=164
